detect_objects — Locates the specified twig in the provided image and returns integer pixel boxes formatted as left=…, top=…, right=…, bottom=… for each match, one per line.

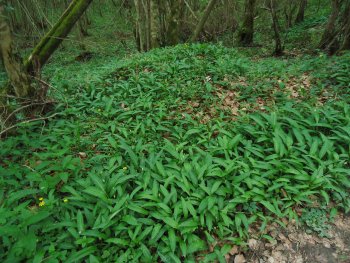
left=184, top=0, right=199, bottom=21
left=0, top=112, right=59, bottom=139
left=32, top=76, right=69, bottom=107
left=3, top=101, right=55, bottom=126
left=23, top=164, right=36, bottom=172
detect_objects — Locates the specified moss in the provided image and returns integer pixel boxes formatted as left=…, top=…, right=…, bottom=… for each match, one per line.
left=24, top=0, right=93, bottom=73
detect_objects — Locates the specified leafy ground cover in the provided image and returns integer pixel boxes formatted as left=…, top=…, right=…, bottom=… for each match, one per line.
left=1, top=44, right=350, bottom=262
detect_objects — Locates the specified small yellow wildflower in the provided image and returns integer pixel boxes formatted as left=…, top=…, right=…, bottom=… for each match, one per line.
left=39, top=200, right=45, bottom=207
left=123, top=167, right=128, bottom=170
left=39, top=197, right=44, bottom=201
left=63, top=198, right=69, bottom=203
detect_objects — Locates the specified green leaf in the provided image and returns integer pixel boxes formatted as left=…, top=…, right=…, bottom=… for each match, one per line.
left=260, top=201, right=281, bottom=216
left=66, top=246, right=97, bottom=263
left=77, top=210, right=84, bottom=233
left=83, top=186, right=108, bottom=201
left=23, top=211, right=51, bottom=226
left=106, top=238, right=129, bottom=246
left=163, top=217, right=178, bottom=229
left=107, top=136, right=118, bottom=149
left=168, top=228, right=176, bottom=252
left=7, top=189, right=39, bottom=205
left=122, top=215, right=139, bottom=226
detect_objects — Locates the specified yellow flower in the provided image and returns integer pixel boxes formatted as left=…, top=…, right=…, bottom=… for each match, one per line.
left=39, top=197, right=44, bottom=201
left=123, top=167, right=128, bottom=170
left=63, top=198, right=68, bottom=203
left=39, top=200, right=45, bottom=207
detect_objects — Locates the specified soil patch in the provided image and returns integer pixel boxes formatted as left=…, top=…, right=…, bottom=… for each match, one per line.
left=227, top=213, right=350, bottom=263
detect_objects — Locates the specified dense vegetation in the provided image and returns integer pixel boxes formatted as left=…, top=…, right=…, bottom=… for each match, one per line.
left=0, top=0, right=350, bottom=262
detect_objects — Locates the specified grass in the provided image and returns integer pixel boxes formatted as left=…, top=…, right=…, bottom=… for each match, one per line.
left=1, top=42, right=350, bottom=262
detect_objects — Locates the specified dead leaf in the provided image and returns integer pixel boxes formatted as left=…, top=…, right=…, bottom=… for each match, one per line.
left=248, top=239, right=259, bottom=250
left=229, top=245, right=239, bottom=255
left=120, top=103, right=128, bottom=110
left=234, top=254, right=246, bottom=263
left=78, top=152, right=87, bottom=158
left=191, top=101, right=200, bottom=108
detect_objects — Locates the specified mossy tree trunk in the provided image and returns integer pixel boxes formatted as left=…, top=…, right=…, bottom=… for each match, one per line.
left=268, top=0, right=283, bottom=56
left=238, top=0, right=256, bottom=46
left=134, top=0, right=185, bottom=51
left=295, top=0, right=307, bottom=24
left=0, top=5, right=31, bottom=100
left=166, top=0, right=185, bottom=45
left=24, top=0, right=93, bottom=74
left=340, top=1, right=350, bottom=51
left=284, top=1, right=297, bottom=28
left=319, top=0, right=341, bottom=52
left=189, top=0, right=218, bottom=42
left=134, top=0, right=155, bottom=51
left=150, top=0, right=160, bottom=48
left=134, top=0, right=144, bottom=51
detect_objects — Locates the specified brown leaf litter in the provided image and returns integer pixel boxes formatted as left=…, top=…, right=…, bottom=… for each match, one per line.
left=178, top=73, right=334, bottom=124
left=224, top=213, right=350, bottom=263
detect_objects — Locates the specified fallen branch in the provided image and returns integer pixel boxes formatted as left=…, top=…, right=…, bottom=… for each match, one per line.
left=2, top=100, right=55, bottom=127
left=0, top=112, right=59, bottom=139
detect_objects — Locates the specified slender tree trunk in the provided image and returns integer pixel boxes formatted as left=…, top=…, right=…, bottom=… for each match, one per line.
left=340, top=1, right=350, bottom=50
left=0, top=5, right=31, bottom=98
left=318, top=0, right=341, bottom=51
left=150, top=0, right=160, bottom=48
left=134, top=0, right=144, bottom=51
left=284, top=1, right=296, bottom=28
left=295, top=0, right=307, bottom=24
left=79, top=13, right=89, bottom=36
left=189, top=0, right=218, bottom=42
left=24, top=0, right=93, bottom=74
left=166, top=0, right=185, bottom=45
left=162, top=0, right=169, bottom=44
left=144, top=0, right=151, bottom=51
left=269, top=0, right=283, bottom=56
left=238, top=0, right=256, bottom=46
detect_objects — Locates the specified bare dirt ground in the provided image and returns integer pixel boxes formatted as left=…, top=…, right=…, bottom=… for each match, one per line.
left=226, top=213, right=350, bottom=263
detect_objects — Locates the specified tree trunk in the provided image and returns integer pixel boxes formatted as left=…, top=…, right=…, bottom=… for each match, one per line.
left=238, top=0, right=256, bottom=46
left=0, top=5, right=31, bottom=98
left=134, top=0, right=153, bottom=51
left=166, top=0, right=185, bottom=45
left=150, top=0, right=160, bottom=48
left=189, top=0, right=218, bottom=42
left=318, top=0, right=341, bottom=52
left=134, top=0, right=144, bottom=51
left=269, top=0, right=283, bottom=56
left=24, top=0, right=93, bottom=74
left=295, top=0, right=307, bottom=24
left=284, top=1, right=297, bottom=28
left=340, top=1, right=350, bottom=50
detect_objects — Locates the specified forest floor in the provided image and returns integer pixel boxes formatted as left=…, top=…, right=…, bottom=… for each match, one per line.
left=1, top=43, right=350, bottom=262
left=231, top=213, right=350, bottom=263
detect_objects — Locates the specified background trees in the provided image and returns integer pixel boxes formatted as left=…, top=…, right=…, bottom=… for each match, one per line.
left=0, top=0, right=92, bottom=102
left=0, top=5, right=31, bottom=98
left=1, top=0, right=350, bottom=109
left=238, top=0, right=256, bottom=46
left=319, top=0, right=350, bottom=54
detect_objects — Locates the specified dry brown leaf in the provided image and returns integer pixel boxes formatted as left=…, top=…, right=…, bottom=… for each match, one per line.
left=234, top=254, right=246, bottom=263
left=78, top=152, right=87, bottom=158
left=248, top=239, right=259, bottom=250
left=229, top=245, right=239, bottom=255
